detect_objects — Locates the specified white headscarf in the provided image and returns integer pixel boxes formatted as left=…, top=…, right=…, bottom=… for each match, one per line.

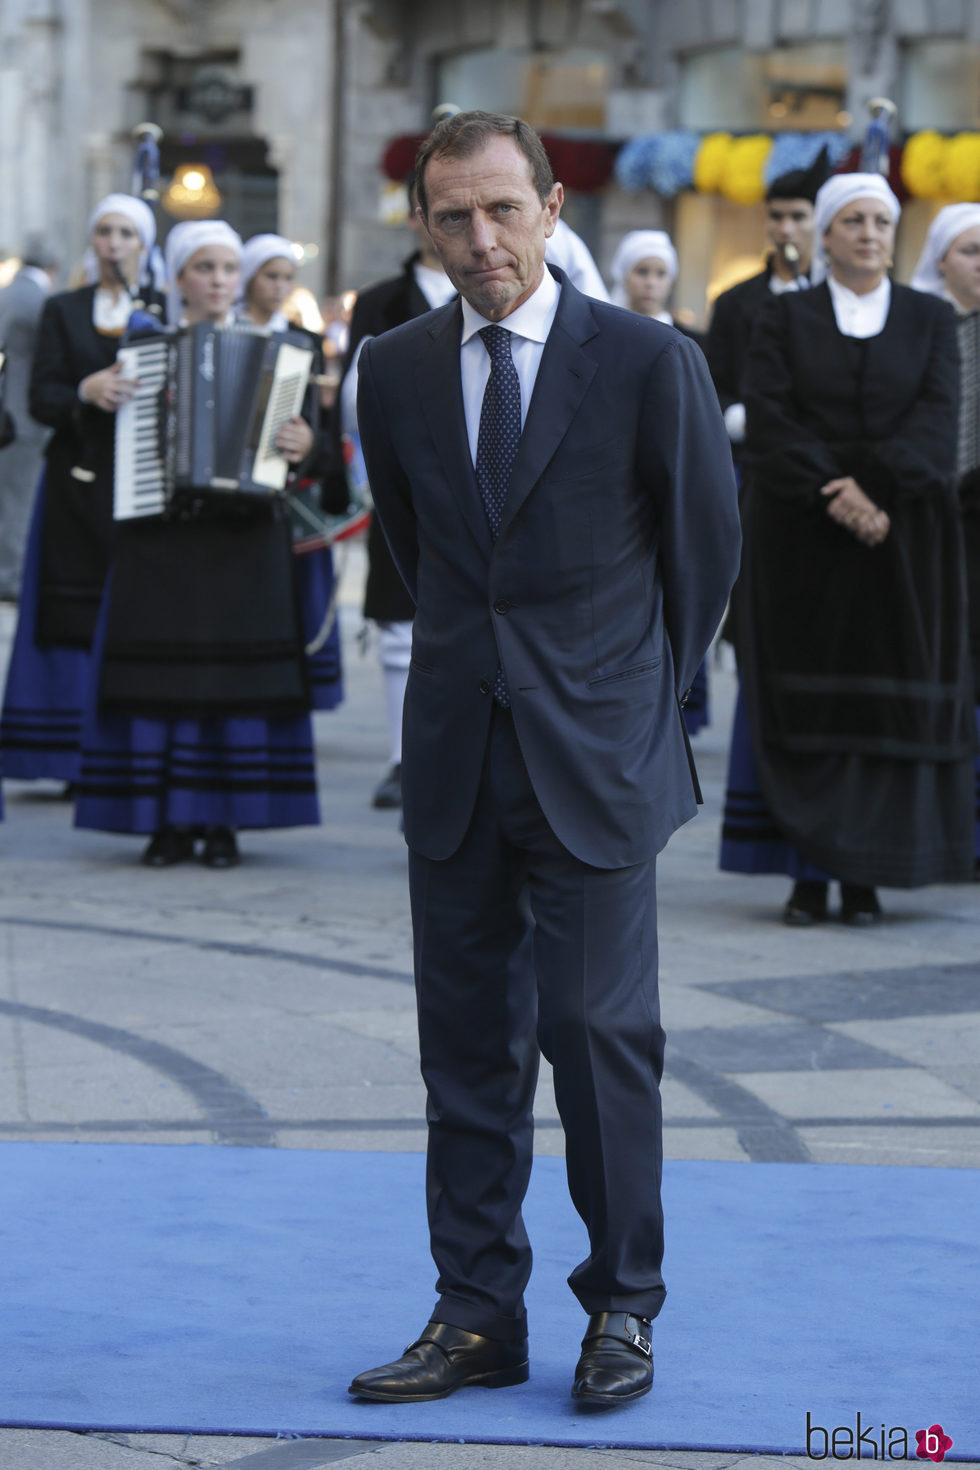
left=84, top=193, right=160, bottom=287
left=164, top=220, right=243, bottom=325
left=239, top=233, right=296, bottom=293
left=609, top=230, right=678, bottom=307
left=910, top=204, right=980, bottom=297
left=811, top=173, right=901, bottom=283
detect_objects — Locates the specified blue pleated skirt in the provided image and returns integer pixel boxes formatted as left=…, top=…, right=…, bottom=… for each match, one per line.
left=0, top=477, right=92, bottom=783
left=295, top=547, right=344, bottom=712
left=74, top=578, right=320, bottom=837
left=719, top=684, right=829, bottom=881
left=682, top=658, right=709, bottom=738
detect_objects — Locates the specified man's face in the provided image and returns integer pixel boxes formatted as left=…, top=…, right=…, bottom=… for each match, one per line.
left=419, top=135, right=563, bottom=321
left=765, top=198, right=815, bottom=266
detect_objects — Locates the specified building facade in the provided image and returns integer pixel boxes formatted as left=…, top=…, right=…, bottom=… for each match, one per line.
left=1, top=0, right=979, bottom=319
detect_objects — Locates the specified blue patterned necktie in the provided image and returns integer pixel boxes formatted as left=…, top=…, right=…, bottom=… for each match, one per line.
left=475, top=325, right=522, bottom=706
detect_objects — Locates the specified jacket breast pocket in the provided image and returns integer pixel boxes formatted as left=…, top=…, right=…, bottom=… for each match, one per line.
left=587, top=657, right=661, bottom=689
left=548, top=435, right=630, bottom=485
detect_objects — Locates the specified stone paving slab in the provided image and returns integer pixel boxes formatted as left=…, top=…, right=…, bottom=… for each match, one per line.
left=1, top=567, right=979, bottom=1467
left=0, top=1431, right=862, bottom=1470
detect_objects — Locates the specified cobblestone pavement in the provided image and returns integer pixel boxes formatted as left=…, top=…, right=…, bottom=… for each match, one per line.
left=0, top=551, right=977, bottom=1469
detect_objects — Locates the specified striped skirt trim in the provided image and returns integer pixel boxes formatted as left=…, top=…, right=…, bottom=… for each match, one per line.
left=0, top=477, right=93, bottom=782
left=74, top=715, right=320, bottom=835
left=719, top=684, right=829, bottom=881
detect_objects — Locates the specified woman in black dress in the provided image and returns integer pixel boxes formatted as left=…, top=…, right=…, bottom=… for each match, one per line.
left=74, top=220, right=320, bottom=867
left=609, top=229, right=710, bottom=736
left=0, top=194, right=162, bottom=787
left=237, top=233, right=344, bottom=713
left=721, top=173, right=974, bottom=923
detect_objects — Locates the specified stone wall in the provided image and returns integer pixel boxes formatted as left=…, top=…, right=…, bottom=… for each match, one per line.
left=2, top=0, right=980, bottom=298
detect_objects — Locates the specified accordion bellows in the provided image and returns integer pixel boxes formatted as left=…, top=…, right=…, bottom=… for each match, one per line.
left=113, top=323, right=315, bottom=520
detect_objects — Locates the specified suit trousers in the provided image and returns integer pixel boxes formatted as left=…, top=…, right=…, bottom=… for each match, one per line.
left=408, top=704, right=666, bottom=1346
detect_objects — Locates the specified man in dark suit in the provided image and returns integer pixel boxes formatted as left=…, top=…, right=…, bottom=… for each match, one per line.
left=349, top=111, right=739, bottom=1409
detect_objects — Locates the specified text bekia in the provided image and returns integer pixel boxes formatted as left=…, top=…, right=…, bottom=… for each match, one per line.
left=805, top=1413, right=953, bottom=1461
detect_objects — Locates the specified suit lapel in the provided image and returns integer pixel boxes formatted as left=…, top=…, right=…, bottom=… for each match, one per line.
left=418, top=301, right=492, bottom=557
left=498, top=278, right=599, bottom=539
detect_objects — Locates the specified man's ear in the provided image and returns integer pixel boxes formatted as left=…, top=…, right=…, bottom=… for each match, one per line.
left=543, top=183, right=564, bottom=239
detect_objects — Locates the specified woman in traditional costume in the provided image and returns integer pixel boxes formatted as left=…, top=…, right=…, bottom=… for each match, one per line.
left=610, top=229, right=709, bottom=735
left=74, top=221, right=320, bottom=867
left=720, top=174, right=974, bottom=922
left=0, top=195, right=163, bottom=789
left=237, top=233, right=344, bottom=713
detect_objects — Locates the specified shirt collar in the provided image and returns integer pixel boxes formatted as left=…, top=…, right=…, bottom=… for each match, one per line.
left=827, top=274, right=891, bottom=313
left=460, top=265, right=559, bottom=345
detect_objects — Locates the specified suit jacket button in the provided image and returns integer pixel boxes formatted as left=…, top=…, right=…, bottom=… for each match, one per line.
left=478, top=679, right=491, bottom=695
left=493, top=598, right=511, bottom=614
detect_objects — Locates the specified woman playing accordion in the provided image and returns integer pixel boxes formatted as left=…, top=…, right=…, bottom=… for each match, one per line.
left=73, top=220, right=321, bottom=867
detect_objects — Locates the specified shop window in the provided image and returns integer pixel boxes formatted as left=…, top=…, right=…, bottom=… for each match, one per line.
left=437, top=48, right=608, bottom=132
left=901, top=41, right=980, bottom=132
left=678, top=43, right=847, bottom=133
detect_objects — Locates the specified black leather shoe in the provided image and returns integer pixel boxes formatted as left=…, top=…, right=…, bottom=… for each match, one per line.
left=840, top=884, right=882, bottom=925
left=782, top=879, right=829, bottom=927
left=201, top=826, right=240, bottom=868
left=141, top=827, right=196, bottom=867
left=571, top=1312, right=654, bottom=1408
left=371, top=763, right=402, bottom=810
left=348, top=1321, right=528, bottom=1402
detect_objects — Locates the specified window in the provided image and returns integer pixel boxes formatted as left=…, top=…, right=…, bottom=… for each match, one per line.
left=437, top=48, right=608, bottom=132
left=678, top=43, right=848, bottom=133
left=901, top=41, right=980, bottom=132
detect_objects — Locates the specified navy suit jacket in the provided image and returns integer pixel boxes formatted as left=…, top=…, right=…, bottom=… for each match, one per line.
left=358, top=267, right=740, bottom=868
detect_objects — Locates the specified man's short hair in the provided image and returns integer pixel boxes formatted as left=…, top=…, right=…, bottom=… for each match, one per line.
left=20, top=235, right=59, bottom=272
left=414, top=110, right=554, bottom=218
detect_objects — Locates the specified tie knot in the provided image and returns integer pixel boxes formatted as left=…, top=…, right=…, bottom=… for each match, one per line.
left=479, top=324, right=513, bottom=361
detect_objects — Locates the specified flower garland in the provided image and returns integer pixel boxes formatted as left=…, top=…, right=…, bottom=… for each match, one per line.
left=380, top=127, right=980, bottom=206
left=380, top=132, right=617, bottom=193
left=902, top=130, right=980, bottom=201
left=619, top=128, right=853, bottom=202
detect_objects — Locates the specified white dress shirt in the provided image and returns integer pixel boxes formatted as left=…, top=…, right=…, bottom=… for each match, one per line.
left=827, top=274, right=891, bottom=338
left=460, top=266, right=561, bottom=465
left=413, top=261, right=457, bottom=310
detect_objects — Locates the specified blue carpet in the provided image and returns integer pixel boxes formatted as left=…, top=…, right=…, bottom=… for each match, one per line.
left=0, top=1144, right=977, bottom=1455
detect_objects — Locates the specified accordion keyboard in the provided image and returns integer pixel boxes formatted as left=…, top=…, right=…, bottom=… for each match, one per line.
left=114, top=338, right=171, bottom=520
left=249, top=341, right=315, bottom=491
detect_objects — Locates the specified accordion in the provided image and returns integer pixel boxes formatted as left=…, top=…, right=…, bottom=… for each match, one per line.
left=113, top=322, right=315, bottom=521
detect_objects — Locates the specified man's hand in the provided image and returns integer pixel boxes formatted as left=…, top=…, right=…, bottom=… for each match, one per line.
left=820, top=476, right=890, bottom=547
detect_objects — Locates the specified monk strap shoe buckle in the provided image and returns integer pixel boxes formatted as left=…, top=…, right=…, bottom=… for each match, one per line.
left=572, top=1312, right=655, bottom=1409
